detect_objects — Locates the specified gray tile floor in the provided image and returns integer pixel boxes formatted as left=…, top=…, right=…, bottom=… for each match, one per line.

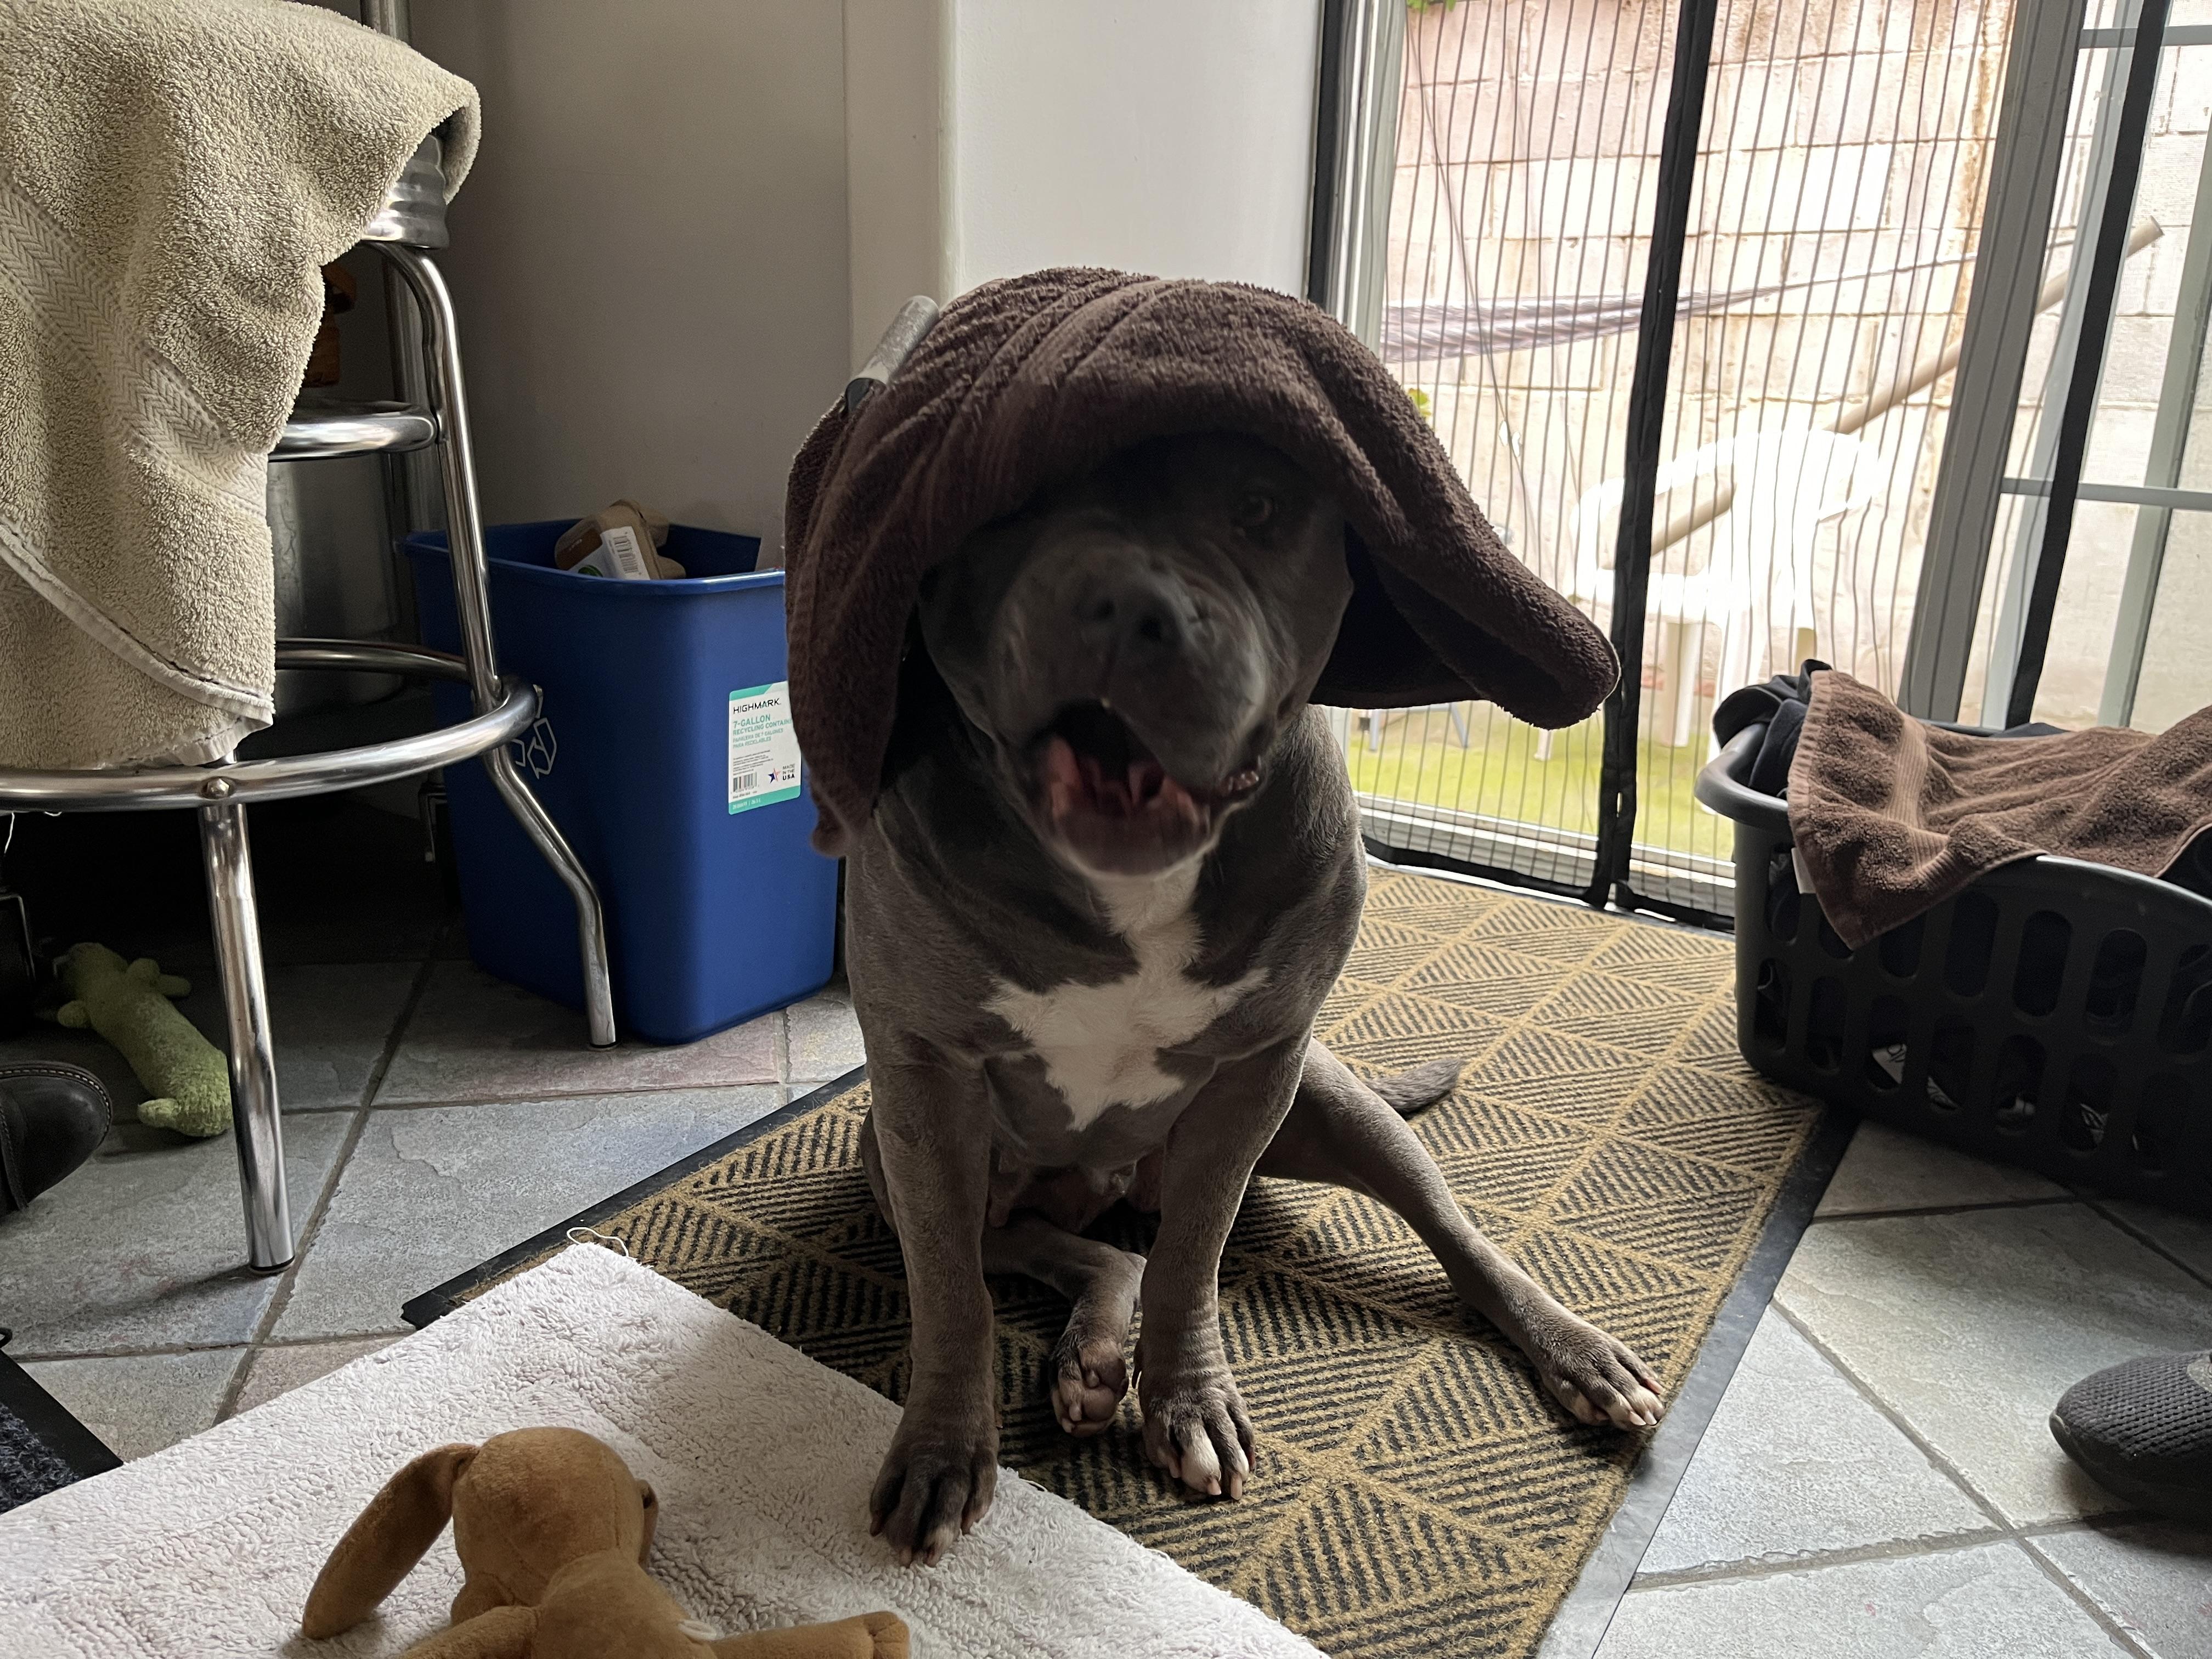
left=0, top=905, right=856, bottom=1465
left=2, top=866, right=2207, bottom=1656
left=1585, top=1120, right=2212, bottom=1659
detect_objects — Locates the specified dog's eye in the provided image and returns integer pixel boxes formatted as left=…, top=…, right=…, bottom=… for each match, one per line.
left=1234, top=492, right=1274, bottom=530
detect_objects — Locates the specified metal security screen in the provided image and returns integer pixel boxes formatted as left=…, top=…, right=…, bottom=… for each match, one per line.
left=1335, top=0, right=2021, bottom=917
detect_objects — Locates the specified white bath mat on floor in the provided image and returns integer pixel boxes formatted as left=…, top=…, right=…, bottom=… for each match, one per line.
left=0, top=1245, right=1314, bottom=1658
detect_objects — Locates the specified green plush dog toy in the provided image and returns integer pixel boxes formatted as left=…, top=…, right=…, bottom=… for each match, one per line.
left=55, top=944, right=231, bottom=1138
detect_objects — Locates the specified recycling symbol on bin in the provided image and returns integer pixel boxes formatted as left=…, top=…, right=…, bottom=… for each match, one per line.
left=510, top=716, right=557, bottom=779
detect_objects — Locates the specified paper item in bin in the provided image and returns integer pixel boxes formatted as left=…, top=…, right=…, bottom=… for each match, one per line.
left=556, top=500, right=686, bottom=579
left=573, top=522, right=655, bottom=580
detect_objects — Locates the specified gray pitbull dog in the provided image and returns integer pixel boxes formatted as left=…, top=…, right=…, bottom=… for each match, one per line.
left=844, top=430, right=1664, bottom=1566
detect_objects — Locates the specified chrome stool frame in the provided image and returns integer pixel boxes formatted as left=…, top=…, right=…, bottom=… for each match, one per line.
left=0, top=145, right=614, bottom=1272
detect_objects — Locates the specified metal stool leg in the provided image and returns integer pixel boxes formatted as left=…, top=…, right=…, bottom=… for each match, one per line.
left=381, top=244, right=616, bottom=1048
left=197, top=797, right=292, bottom=1271
left=482, top=743, right=616, bottom=1043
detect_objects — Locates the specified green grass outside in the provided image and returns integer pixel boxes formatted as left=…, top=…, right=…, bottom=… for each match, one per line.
left=1339, top=704, right=1733, bottom=862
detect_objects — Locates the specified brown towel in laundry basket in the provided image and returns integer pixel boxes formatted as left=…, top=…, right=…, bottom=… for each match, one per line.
left=1789, top=669, right=2212, bottom=949
left=782, top=267, right=1620, bottom=854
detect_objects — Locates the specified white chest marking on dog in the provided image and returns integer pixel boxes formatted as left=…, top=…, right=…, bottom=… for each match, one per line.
left=987, top=867, right=1266, bottom=1130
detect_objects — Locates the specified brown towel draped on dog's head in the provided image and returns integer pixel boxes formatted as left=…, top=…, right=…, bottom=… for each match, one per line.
left=784, top=267, right=1620, bottom=854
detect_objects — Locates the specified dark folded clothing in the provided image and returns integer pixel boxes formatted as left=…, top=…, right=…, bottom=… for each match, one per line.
left=783, top=267, right=1620, bottom=853
left=1713, top=660, right=1827, bottom=796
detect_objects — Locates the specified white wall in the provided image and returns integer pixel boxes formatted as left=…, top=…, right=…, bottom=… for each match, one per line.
left=843, top=0, right=951, bottom=374
left=846, top=0, right=1322, bottom=368
left=409, top=3, right=1322, bottom=551
left=411, top=1, right=849, bottom=560
left=949, top=1, right=1321, bottom=293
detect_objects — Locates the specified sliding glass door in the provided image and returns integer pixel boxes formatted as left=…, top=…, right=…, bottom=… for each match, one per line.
left=1318, top=0, right=2022, bottom=917
left=1318, top=0, right=2212, bottom=915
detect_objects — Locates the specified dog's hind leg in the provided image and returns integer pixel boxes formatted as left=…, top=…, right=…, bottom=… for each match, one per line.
left=981, top=1216, right=1145, bottom=1437
left=1256, top=1042, right=1664, bottom=1430
left=865, top=1119, right=1141, bottom=1437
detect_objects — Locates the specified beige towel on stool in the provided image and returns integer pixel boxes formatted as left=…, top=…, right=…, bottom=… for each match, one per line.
left=0, top=0, right=479, bottom=770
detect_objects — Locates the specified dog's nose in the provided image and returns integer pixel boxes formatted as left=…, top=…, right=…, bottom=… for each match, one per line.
left=1074, top=569, right=1196, bottom=659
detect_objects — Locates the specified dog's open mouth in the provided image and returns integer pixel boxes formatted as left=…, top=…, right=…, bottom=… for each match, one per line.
left=1041, top=702, right=1193, bottom=821
left=1032, top=702, right=1261, bottom=872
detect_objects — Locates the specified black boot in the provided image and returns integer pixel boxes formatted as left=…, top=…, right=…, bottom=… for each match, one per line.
left=2051, top=1351, right=2212, bottom=1523
left=0, top=1062, right=111, bottom=1216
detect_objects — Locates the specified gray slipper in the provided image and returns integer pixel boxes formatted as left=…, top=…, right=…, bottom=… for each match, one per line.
left=2050, top=1351, right=2212, bottom=1523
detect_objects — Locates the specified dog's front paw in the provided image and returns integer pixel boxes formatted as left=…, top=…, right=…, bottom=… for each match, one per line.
left=869, top=1407, right=998, bottom=1566
left=1052, top=1325, right=1130, bottom=1437
left=1523, top=1308, right=1664, bottom=1430
left=1138, top=1358, right=1255, bottom=1498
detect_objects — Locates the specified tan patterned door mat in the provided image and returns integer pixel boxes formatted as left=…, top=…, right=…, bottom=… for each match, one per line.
left=411, top=871, right=1841, bottom=1659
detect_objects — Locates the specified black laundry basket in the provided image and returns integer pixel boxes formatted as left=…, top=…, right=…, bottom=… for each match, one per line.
left=1695, top=725, right=2212, bottom=1215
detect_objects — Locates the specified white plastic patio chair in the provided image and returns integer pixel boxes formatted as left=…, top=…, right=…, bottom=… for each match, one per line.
left=1354, top=702, right=1471, bottom=752
left=1549, top=429, right=1884, bottom=755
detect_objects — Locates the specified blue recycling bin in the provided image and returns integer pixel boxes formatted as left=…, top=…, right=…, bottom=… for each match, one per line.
left=407, top=521, right=837, bottom=1043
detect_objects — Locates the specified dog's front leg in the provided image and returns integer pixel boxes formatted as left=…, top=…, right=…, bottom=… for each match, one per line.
left=864, top=1059, right=998, bottom=1566
left=1137, top=1035, right=1305, bottom=1499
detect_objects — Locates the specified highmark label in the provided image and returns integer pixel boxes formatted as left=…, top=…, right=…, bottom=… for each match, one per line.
left=727, top=681, right=802, bottom=814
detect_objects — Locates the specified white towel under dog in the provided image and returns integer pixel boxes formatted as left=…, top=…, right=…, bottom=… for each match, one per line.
left=0, top=1245, right=1320, bottom=1658
left=0, top=0, right=478, bottom=769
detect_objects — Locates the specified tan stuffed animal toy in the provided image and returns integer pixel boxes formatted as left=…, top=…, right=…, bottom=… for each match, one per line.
left=302, top=1427, right=909, bottom=1658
